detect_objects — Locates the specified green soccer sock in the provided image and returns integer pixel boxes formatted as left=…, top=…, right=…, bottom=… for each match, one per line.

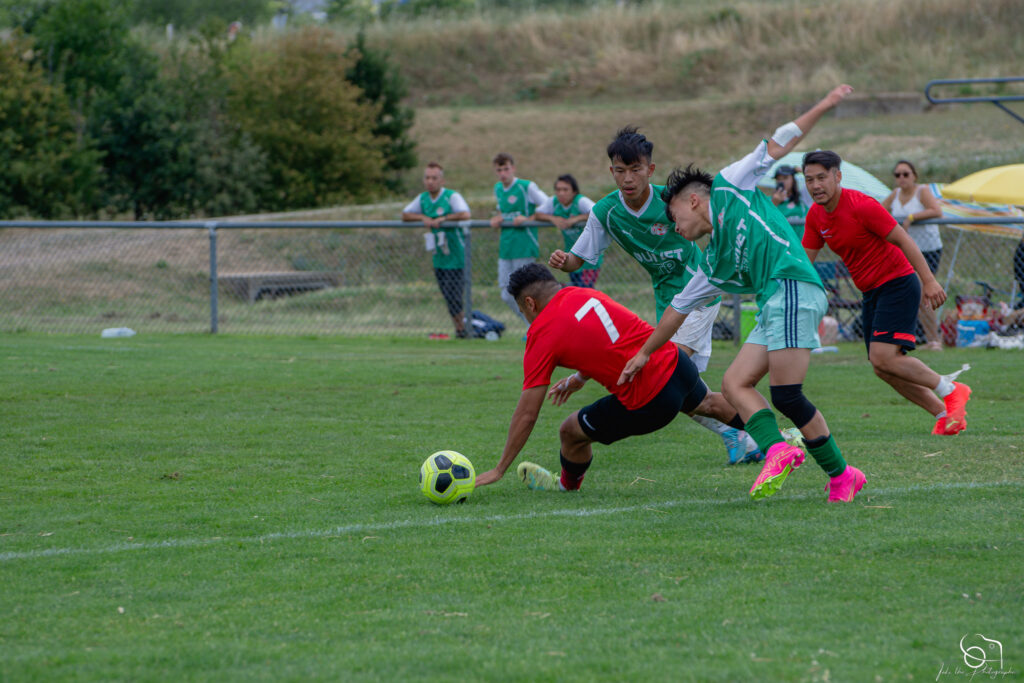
left=804, top=434, right=847, bottom=477
left=744, top=409, right=785, bottom=455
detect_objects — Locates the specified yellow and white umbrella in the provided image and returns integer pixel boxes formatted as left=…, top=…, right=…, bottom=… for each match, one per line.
left=942, top=164, right=1024, bottom=206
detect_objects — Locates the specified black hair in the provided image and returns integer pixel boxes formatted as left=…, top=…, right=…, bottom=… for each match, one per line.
left=893, top=159, right=918, bottom=179
left=607, top=126, right=653, bottom=165
left=803, top=150, right=842, bottom=171
left=774, top=166, right=800, bottom=204
left=492, top=152, right=515, bottom=166
left=555, top=174, right=580, bottom=195
left=661, top=164, right=713, bottom=223
left=507, top=263, right=559, bottom=301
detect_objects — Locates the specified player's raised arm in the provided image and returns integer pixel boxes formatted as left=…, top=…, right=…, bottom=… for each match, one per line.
left=476, top=386, right=548, bottom=487
left=766, top=84, right=854, bottom=160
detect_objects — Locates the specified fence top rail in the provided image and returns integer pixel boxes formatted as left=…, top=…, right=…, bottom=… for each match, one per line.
left=1, top=217, right=1022, bottom=230
left=925, top=77, right=1024, bottom=104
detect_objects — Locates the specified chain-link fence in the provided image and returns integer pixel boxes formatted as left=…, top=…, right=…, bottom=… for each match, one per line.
left=1, top=219, right=1021, bottom=339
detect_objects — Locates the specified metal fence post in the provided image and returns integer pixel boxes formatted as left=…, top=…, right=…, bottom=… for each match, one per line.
left=207, top=222, right=218, bottom=334
left=732, top=293, right=742, bottom=346
left=463, top=222, right=473, bottom=323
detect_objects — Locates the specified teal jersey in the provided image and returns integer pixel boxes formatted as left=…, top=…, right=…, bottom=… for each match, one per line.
left=554, top=195, right=601, bottom=271
left=419, top=189, right=465, bottom=269
left=494, top=178, right=541, bottom=259
left=703, top=140, right=823, bottom=308
left=774, top=199, right=808, bottom=241
left=574, top=185, right=708, bottom=320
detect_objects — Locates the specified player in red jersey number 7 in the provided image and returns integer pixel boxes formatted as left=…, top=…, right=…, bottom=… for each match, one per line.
left=473, top=264, right=751, bottom=492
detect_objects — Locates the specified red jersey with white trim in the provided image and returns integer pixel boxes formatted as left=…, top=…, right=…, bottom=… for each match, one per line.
left=522, top=287, right=678, bottom=410
left=803, top=188, right=914, bottom=292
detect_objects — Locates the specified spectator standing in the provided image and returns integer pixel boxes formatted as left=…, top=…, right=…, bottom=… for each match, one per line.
left=489, top=153, right=548, bottom=325
left=882, top=160, right=944, bottom=350
left=535, top=174, right=600, bottom=288
left=402, top=162, right=472, bottom=338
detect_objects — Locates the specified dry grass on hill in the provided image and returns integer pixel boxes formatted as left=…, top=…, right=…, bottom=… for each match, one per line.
left=352, top=0, right=1023, bottom=107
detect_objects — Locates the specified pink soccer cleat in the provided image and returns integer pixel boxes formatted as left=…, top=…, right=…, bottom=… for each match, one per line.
left=749, top=442, right=805, bottom=500
left=942, top=382, right=971, bottom=434
left=825, top=465, right=866, bottom=503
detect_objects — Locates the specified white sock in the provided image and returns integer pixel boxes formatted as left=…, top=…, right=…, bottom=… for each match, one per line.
left=935, top=410, right=947, bottom=420
left=934, top=363, right=971, bottom=397
left=690, top=415, right=732, bottom=436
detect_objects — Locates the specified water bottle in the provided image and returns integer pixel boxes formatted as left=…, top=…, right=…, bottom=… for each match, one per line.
left=101, top=327, right=136, bottom=338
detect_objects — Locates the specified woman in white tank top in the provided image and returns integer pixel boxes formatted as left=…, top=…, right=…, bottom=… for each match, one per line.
left=882, top=160, right=944, bottom=349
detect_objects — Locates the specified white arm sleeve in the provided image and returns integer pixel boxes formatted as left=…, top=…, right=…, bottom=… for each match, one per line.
left=448, top=192, right=470, bottom=214
left=569, top=211, right=610, bottom=264
left=402, top=197, right=423, bottom=214
left=526, top=182, right=549, bottom=209
left=576, top=196, right=596, bottom=214
left=719, top=139, right=777, bottom=192
left=670, top=268, right=723, bottom=314
left=536, top=197, right=555, bottom=215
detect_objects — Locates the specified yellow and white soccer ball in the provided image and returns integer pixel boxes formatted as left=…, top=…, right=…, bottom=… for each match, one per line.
left=419, top=450, right=475, bottom=505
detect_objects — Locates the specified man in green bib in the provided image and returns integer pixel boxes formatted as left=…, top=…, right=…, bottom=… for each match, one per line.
left=620, top=85, right=867, bottom=504
left=548, top=127, right=762, bottom=466
left=402, top=162, right=472, bottom=338
left=490, top=152, right=549, bottom=326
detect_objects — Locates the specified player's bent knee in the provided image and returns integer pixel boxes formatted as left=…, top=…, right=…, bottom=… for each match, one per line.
left=561, top=411, right=590, bottom=443
left=770, top=384, right=817, bottom=429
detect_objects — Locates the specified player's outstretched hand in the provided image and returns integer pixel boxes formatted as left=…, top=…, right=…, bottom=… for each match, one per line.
left=618, top=352, right=649, bottom=385
left=547, top=373, right=584, bottom=406
left=825, top=84, right=854, bottom=108
left=923, top=280, right=947, bottom=310
left=475, top=468, right=502, bottom=487
left=548, top=249, right=568, bottom=270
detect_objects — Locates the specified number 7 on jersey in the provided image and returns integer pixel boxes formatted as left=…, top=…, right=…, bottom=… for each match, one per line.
left=575, top=297, right=620, bottom=343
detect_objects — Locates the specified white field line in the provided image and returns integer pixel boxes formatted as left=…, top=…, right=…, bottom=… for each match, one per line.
left=1, top=480, right=1019, bottom=563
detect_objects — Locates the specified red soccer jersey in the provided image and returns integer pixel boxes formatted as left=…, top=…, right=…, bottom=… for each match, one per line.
left=803, top=188, right=914, bottom=292
left=522, top=287, right=678, bottom=410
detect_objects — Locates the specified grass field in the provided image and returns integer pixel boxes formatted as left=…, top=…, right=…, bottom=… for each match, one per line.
left=2, top=334, right=1022, bottom=681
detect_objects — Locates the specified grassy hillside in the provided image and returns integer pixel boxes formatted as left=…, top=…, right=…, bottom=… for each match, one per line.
left=311, top=0, right=1022, bottom=205
left=350, top=0, right=1023, bottom=107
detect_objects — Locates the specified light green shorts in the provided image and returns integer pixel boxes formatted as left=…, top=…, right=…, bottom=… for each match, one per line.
left=745, top=279, right=827, bottom=351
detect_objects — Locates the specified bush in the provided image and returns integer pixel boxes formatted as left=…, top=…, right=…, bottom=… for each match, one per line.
left=227, top=27, right=388, bottom=211
left=0, top=36, right=102, bottom=218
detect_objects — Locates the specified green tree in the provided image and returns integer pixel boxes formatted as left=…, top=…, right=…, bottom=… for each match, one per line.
left=26, top=0, right=270, bottom=218
left=227, top=27, right=387, bottom=210
left=0, top=36, right=102, bottom=218
left=345, top=31, right=417, bottom=191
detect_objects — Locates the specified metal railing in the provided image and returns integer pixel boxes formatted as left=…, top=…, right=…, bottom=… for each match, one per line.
left=1, top=217, right=1021, bottom=339
left=925, top=77, right=1024, bottom=126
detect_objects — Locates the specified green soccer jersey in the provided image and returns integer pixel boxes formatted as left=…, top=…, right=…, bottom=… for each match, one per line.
left=702, top=140, right=823, bottom=308
left=495, top=178, right=542, bottom=259
left=419, top=189, right=466, bottom=269
left=572, top=185, right=707, bottom=320
left=554, top=195, right=601, bottom=271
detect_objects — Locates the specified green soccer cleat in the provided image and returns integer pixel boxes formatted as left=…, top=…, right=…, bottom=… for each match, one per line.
left=780, top=427, right=804, bottom=448
left=516, top=462, right=562, bottom=491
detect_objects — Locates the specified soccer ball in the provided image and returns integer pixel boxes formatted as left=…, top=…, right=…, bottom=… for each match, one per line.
left=420, top=450, right=475, bottom=505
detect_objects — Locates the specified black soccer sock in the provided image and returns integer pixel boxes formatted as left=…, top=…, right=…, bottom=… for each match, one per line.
left=726, top=413, right=745, bottom=430
left=559, top=452, right=591, bottom=491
